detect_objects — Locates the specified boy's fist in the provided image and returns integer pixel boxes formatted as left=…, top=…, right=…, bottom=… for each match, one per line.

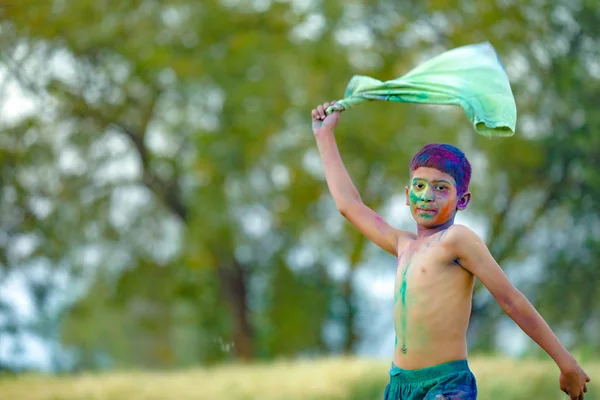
left=311, top=101, right=340, bottom=135
left=560, top=361, right=590, bottom=400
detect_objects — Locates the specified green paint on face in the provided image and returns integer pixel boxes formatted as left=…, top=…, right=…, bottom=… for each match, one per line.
left=409, top=187, right=436, bottom=219
left=409, top=189, right=420, bottom=205
left=418, top=211, right=435, bottom=219
left=409, top=176, right=460, bottom=223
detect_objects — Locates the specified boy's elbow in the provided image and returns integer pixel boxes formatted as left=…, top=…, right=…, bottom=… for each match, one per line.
left=496, top=288, right=525, bottom=315
left=336, top=198, right=361, bottom=216
left=338, top=203, right=353, bottom=218
left=338, top=206, right=348, bottom=218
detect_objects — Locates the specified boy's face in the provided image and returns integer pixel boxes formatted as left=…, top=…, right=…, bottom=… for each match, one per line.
left=405, top=167, right=470, bottom=228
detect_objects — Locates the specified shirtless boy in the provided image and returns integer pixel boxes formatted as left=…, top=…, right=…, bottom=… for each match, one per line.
left=311, top=101, right=590, bottom=399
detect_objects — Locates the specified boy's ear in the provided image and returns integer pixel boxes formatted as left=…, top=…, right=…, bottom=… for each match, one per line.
left=405, top=186, right=410, bottom=206
left=456, top=192, right=471, bottom=210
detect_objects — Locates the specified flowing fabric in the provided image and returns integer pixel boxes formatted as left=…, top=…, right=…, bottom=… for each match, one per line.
left=326, top=42, right=517, bottom=137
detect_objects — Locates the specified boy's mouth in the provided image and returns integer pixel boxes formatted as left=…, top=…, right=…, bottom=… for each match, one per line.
left=416, top=208, right=437, bottom=216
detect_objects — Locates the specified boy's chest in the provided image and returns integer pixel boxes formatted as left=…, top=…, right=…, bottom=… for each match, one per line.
left=394, top=238, right=458, bottom=291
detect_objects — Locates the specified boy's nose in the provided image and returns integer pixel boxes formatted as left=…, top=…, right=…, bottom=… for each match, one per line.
left=422, top=190, right=435, bottom=202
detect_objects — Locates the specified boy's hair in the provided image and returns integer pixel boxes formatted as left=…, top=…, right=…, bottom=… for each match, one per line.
left=409, top=143, right=472, bottom=196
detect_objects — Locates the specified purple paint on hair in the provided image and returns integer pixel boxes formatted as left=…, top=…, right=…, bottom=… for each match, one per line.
left=409, top=144, right=472, bottom=196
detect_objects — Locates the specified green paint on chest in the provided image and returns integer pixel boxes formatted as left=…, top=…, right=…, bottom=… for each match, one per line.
left=394, top=251, right=434, bottom=352
left=395, top=258, right=412, bottom=352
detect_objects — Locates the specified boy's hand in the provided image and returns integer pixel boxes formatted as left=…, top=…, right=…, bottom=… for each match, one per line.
left=560, top=361, right=590, bottom=399
left=311, top=101, right=340, bottom=135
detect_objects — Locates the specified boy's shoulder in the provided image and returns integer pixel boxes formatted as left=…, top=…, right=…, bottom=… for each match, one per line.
left=439, top=224, right=494, bottom=268
left=445, top=223, right=476, bottom=236
left=440, top=224, right=481, bottom=250
left=399, top=224, right=483, bottom=257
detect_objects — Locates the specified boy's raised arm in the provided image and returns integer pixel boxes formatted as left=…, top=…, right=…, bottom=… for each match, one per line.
left=311, top=101, right=415, bottom=257
left=445, top=225, right=590, bottom=400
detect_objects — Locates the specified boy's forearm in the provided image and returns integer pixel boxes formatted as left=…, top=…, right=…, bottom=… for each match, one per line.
left=499, top=290, right=576, bottom=371
left=314, top=127, right=361, bottom=208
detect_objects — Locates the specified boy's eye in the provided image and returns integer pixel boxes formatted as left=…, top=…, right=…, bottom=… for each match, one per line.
left=416, top=183, right=424, bottom=189
left=436, top=185, right=447, bottom=191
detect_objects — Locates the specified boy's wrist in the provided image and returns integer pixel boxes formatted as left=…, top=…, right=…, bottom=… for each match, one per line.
left=315, top=126, right=335, bottom=138
left=556, top=352, right=577, bottom=373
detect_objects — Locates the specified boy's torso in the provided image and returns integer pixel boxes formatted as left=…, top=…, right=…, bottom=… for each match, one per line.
left=393, top=227, right=474, bottom=370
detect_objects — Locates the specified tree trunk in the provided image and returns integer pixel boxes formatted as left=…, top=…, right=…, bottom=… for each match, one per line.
left=342, top=276, right=357, bottom=354
left=216, top=258, right=254, bottom=360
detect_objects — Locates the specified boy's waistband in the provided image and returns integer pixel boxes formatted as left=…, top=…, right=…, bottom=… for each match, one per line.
left=389, top=359, right=470, bottom=383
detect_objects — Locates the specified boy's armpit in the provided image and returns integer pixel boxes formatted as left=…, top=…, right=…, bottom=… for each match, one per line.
left=444, top=224, right=516, bottom=298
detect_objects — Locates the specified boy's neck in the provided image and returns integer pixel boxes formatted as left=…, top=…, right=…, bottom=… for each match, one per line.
left=416, top=218, right=455, bottom=239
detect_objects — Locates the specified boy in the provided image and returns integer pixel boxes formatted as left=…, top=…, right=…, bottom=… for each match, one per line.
left=311, top=101, right=590, bottom=399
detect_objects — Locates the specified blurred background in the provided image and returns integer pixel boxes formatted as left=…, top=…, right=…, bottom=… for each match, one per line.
left=0, top=0, right=599, bottom=390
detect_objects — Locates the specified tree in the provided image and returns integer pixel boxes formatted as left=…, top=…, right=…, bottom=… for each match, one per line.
left=0, top=0, right=352, bottom=366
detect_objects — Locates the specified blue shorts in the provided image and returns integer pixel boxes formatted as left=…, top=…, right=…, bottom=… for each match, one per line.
left=383, top=360, right=477, bottom=399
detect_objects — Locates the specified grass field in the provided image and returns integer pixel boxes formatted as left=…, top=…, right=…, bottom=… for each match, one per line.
left=0, top=356, right=597, bottom=400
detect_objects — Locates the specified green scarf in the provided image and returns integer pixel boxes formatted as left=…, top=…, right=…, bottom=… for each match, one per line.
left=326, top=42, right=517, bottom=137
